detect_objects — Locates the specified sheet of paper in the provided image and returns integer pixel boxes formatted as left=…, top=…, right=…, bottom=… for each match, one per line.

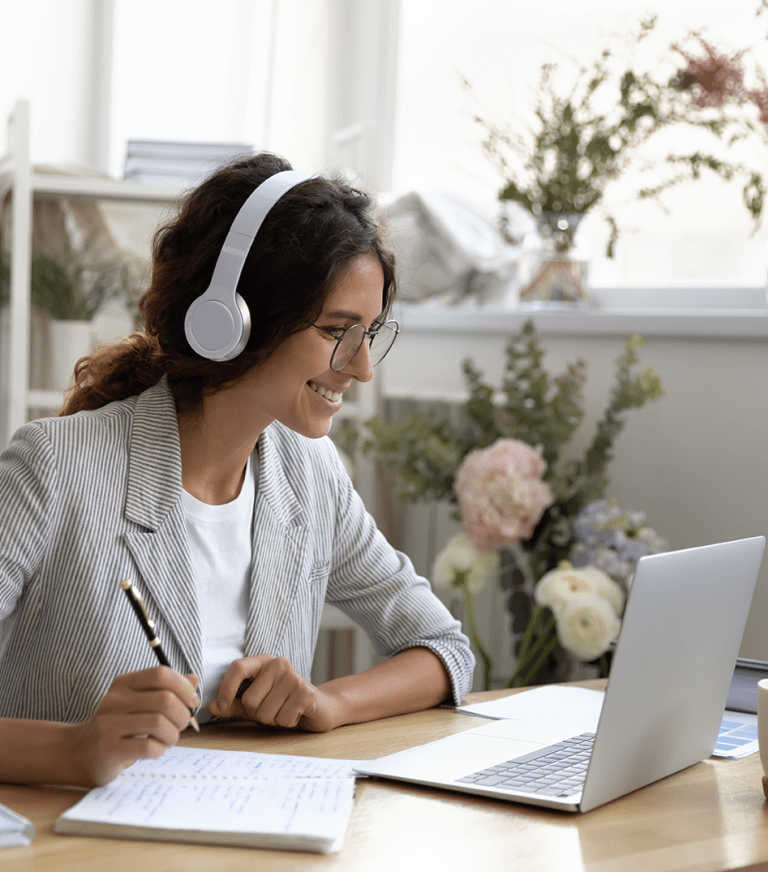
left=125, top=746, right=362, bottom=779
left=459, top=687, right=759, bottom=759
left=0, top=802, right=34, bottom=847
left=715, top=710, right=759, bottom=758
left=458, top=685, right=605, bottom=726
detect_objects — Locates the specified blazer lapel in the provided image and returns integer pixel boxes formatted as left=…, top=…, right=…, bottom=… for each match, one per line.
left=245, top=427, right=310, bottom=660
left=121, top=378, right=202, bottom=678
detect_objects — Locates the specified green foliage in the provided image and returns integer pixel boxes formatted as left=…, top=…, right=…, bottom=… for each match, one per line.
left=363, top=321, right=663, bottom=575
left=30, top=253, right=127, bottom=321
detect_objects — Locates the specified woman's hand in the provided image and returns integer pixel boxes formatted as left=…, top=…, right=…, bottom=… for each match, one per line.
left=68, top=666, right=200, bottom=786
left=208, top=655, right=341, bottom=732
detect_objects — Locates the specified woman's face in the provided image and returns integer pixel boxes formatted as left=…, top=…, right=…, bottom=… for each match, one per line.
left=239, top=252, right=386, bottom=439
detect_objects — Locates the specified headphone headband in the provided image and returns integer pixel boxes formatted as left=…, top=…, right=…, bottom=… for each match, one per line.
left=184, top=169, right=313, bottom=361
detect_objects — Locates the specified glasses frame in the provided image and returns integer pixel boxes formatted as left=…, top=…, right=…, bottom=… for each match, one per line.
left=313, top=319, right=400, bottom=372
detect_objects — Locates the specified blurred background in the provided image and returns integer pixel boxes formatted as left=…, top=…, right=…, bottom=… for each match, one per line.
left=2, top=0, right=768, bottom=687
left=0, top=0, right=765, bottom=285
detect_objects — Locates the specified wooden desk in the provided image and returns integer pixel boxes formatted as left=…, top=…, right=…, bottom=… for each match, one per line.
left=2, top=685, right=768, bottom=872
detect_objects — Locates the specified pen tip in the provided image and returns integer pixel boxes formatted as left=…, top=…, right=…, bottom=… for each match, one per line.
left=190, top=715, right=201, bottom=733
left=119, top=579, right=131, bottom=590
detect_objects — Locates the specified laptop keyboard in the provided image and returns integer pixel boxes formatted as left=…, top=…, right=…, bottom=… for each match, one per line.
left=455, top=732, right=595, bottom=797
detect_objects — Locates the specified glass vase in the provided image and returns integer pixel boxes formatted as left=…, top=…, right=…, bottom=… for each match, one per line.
left=519, top=212, right=592, bottom=307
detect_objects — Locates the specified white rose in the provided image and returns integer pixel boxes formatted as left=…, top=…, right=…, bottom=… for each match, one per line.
left=432, top=533, right=500, bottom=593
left=556, top=594, right=621, bottom=661
left=534, top=566, right=623, bottom=618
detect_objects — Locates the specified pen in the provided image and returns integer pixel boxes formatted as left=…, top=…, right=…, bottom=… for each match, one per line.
left=236, top=678, right=252, bottom=699
left=119, top=579, right=200, bottom=732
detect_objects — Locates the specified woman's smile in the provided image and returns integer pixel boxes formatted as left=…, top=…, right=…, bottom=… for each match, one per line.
left=307, top=380, right=343, bottom=405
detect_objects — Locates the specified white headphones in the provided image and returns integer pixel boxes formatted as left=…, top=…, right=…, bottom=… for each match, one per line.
left=184, top=169, right=313, bottom=360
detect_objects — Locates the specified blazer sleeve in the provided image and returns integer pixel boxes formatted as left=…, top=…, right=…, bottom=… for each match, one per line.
left=323, top=444, right=475, bottom=705
left=0, top=422, right=59, bottom=618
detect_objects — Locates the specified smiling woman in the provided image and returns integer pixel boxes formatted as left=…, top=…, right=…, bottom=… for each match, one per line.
left=0, top=153, right=474, bottom=789
left=220, top=251, right=388, bottom=441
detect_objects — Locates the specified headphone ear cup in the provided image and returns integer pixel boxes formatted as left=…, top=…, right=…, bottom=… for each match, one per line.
left=185, top=292, right=251, bottom=361
left=183, top=169, right=312, bottom=362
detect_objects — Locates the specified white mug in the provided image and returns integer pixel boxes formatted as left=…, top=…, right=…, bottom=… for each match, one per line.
left=757, top=679, right=768, bottom=797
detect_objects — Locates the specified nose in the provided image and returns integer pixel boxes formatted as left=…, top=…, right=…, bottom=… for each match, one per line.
left=342, top=339, right=374, bottom=383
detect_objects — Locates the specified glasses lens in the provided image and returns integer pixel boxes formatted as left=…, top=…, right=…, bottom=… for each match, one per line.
left=330, top=324, right=366, bottom=371
left=369, top=321, right=398, bottom=366
left=329, top=321, right=399, bottom=371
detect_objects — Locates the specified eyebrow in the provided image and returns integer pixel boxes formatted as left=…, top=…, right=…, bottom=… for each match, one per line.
left=321, top=309, right=386, bottom=325
left=320, top=309, right=363, bottom=322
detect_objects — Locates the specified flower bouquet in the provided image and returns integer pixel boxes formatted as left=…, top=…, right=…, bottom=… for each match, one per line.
left=363, top=320, right=667, bottom=688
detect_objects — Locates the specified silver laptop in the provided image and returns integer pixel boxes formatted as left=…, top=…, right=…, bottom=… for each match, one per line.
left=356, top=537, right=765, bottom=812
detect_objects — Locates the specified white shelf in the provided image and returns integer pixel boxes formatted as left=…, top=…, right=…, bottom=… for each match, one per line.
left=0, top=100, right=180, bottom=447
left=29, top=172, right=179, bottom=203
left=397, top=298, right=768, bottom=341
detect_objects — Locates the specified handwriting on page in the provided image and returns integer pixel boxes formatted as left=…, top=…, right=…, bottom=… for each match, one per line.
left=66, top=777, right=355, bottom=837
left=126, top=746, right=360, bottom=779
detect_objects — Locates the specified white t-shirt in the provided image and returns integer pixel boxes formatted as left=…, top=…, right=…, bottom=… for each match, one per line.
left=182, top=456, right=256, bottom=719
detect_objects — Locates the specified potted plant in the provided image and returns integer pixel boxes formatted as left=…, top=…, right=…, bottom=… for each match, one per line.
left=31, top=251, right=127, bottom=391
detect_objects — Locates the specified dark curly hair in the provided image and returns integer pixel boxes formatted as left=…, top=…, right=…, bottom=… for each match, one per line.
left=61, top=152, right=397, bottom=415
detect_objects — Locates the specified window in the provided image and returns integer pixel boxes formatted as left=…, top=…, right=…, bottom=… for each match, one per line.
left=393, top=0, right=768, bottom=289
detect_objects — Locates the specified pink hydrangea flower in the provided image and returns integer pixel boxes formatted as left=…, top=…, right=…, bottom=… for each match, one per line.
left=674, top=39, right=746, bottom=108
left=749, top=81, right=768, bottom=131
left=455, top=438, right=554, bottom=549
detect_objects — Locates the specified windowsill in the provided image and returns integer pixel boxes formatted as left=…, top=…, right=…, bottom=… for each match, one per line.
left=397, top=286, right=768, bottom=340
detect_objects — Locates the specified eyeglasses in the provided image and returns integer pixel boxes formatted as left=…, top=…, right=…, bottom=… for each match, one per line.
left=313, top=320, right=399, bottom=372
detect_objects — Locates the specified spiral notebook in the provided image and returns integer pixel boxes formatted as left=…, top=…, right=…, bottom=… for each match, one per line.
left=356, top=537, right=766, bottom=812
left=55, top=746, right=360, bottom=853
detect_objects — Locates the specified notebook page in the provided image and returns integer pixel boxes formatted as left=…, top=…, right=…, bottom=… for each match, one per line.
left=58, top=776, right=355, bottom=850
left=122, top=746, right=362, bottom=779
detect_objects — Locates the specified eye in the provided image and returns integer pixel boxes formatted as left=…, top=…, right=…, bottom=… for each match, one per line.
left=321, top=326, right=347, bottom=339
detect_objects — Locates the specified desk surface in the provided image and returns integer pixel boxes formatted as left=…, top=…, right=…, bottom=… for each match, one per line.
left=2, top=683, right=768, bottom=872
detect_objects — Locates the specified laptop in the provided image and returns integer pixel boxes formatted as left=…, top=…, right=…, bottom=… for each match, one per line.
left=356, top=537, right=765, bottom=812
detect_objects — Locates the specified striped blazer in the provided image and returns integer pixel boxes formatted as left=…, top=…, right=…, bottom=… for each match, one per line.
left=0, top=378, right=474, bottom=723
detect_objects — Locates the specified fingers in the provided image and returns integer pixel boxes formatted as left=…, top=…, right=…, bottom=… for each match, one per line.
left=110, top=670, right=197, bottom=732
left=215, top=654, right=272, bottom=712
left=210, top=656, right=317, bottom=728
left=110, top=666, right=200, bottom=711
left=241, top=663, right=314, bottom=728
left=91, top=711, right=183, bottom=752
left=72, top=668, right=202, bottom=787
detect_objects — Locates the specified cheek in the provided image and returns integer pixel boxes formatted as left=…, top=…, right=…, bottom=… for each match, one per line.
left=284, top=334, right=331, bottom=376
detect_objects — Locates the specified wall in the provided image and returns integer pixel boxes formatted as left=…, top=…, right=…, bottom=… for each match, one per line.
left=0, top=0, right=102, bottom=168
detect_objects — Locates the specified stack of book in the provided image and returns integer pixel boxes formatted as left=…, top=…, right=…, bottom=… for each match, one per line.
left=123, top=140, right=254, bottom=188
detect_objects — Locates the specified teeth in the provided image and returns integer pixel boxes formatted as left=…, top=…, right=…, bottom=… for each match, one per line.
left=309, top=382, right=342, bottom=403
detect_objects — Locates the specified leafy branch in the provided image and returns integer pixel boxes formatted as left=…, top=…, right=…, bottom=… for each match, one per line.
left=362, top=320, right=664, bottom=539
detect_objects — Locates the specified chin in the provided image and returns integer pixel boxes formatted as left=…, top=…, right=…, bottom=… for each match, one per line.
left=287, top=418, right=334, bottom=439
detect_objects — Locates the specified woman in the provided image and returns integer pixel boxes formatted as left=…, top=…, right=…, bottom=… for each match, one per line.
left=0, top=153, right=474, bottom=787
